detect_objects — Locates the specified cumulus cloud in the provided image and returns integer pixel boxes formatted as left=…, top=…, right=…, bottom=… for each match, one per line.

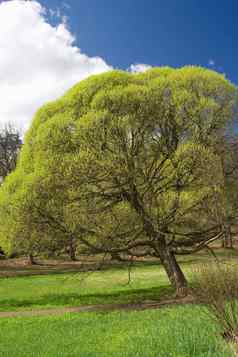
left=0, top=0, right=111, bottom=133
left=129, top=63, right=152, bottom=73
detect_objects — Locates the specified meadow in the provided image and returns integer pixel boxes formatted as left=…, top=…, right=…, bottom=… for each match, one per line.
left=0, top=250, right=237, bottom=356
left=0, top=307, right=231, bottom=357
left=0, top=249, right=237, bottom=311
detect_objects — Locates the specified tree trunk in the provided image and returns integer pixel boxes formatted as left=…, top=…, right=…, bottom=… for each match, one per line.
left=28, top=253, right=37, bottom=265
left=125, top=186, right=188, bottom=295
left=229, top=232, right=233, bottom=249
left=156, top=239, right=188, bottom=297
left=222, top=223, right=233, bottom=249
left=69, top=238, right=77, bottom=261
left=227, top=224, right=233, bottom=249
left=221, top=235, right=226, bottom=248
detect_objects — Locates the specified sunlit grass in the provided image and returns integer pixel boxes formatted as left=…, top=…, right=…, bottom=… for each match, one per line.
left=0, top=250, right=236, bottom=356
left=0, top=262, right=172, bottom=311
left=0, top=306, right=232, bottom=357
left=0, top=250, right=236, bottom=312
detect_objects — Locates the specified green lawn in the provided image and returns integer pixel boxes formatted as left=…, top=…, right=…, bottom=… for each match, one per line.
left=0, top=261, right=172, bottom=311
left=0, top=306, right=232, bottom=357
left=0, top=250, right=237, bottom=356
left=0, top=250, right=236, bottom=312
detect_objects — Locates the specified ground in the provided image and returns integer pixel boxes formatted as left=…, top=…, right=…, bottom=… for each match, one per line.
left=0, top=307, right=231, bottom=357
left=0, top=249, right=237, bottom=356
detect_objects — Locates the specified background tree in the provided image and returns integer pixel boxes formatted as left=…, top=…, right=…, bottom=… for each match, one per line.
left=0, top=67, right=237, bottom=294
left=219, top=133, right=238, bottom=248
left=0, top=124, right=22, bottom=257
left=0, top=124, right=22, bottom=183
left=202, top=132, right=238, bottom=249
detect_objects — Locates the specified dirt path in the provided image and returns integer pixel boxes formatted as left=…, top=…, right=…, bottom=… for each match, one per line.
left=0, top=296, right=194, bottom=318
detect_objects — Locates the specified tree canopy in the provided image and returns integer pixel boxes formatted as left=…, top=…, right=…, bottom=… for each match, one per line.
left=0, top=66, right=237, bottom=294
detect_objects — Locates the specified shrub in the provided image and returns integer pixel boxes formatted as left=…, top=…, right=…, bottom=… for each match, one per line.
left=193, top=263, right=238, bottom=344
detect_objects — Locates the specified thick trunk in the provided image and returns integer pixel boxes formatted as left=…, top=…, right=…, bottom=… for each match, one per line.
left=125, top=185, right=188, bottom=295
left=156, top=239, right=188, bottom=297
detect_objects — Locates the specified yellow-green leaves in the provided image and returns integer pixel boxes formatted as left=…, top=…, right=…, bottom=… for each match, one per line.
left=0, top=66, right=237, bottom=257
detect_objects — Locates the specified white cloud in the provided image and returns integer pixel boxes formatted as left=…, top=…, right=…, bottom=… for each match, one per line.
left=129, top=63, right=152, bottom=73
left=208, top=59, right=215, bottom=67
left=0, top=0, right=111, bottom=133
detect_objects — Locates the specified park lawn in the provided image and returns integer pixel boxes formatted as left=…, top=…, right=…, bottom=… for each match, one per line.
left=0, top=261, right=173, bottom=311
left=0, top=306, right=232, bottom=357
left=0, top=250, right=237, bottom=312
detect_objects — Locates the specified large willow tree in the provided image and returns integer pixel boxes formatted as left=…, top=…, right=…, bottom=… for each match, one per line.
left=0, top=67, right=237, bottom=294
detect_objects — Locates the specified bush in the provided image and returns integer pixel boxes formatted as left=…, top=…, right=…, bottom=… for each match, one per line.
left=193, top=263, right=238, bottom=344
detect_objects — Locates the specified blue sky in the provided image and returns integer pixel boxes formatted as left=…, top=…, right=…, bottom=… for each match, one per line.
left=0, top=0, right=237, bottom=131
left=42, top=0, right=237, bottom=84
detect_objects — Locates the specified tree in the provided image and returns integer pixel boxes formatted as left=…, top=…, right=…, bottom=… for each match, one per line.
left=0, top=124, right=22, bottom=183
left=219, top=133, right=238, bottom=248
left=0, top=67, right=237, bottom=294
left=203, top=132, right=238, bottom=249
left=0, top=124, right=22, bottom=257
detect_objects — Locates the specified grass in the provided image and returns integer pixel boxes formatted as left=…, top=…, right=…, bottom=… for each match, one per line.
left=0, top=306, right=232, bottom=357
left=0, top=261, right=172, bottom=311
left=0, top=250, right=237, bottom=356
left=0, top=250, right=237, bottom=312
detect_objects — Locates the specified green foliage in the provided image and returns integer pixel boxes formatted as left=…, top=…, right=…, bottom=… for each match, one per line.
left=0, top=66, right=236, bottom=263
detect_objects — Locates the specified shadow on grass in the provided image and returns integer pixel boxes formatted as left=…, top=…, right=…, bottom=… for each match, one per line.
left=0, top=285, right=173, bottom=311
